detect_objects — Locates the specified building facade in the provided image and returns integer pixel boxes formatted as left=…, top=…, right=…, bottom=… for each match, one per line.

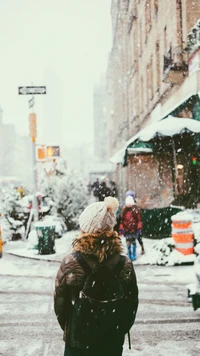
left=93, top=76, right=109, bottom=162
left=107, top=0, right=200, bottom=207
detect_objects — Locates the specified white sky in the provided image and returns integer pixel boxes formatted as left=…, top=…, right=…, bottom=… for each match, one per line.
left=0, top=0, right=112, bottom=147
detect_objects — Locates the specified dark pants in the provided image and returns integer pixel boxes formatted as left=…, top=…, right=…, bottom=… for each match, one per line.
left=64, top=337, right=124, bottom=356
left=138, top=234, right=144, bottom=250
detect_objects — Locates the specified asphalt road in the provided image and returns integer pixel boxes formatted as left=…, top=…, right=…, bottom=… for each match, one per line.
left=0, top=254, right=200, bottom=356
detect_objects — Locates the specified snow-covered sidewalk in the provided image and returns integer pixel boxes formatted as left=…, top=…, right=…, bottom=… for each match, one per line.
left=3, top=230, right=196, bottom=266
left=4, top=230, right=79, bottom=262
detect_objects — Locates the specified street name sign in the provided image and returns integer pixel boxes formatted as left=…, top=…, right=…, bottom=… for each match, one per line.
left=18, top=86, right=47, bottom=95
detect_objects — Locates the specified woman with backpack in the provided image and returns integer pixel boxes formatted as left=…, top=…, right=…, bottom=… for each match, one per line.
left=120, top=195, right=143, bottom=261
left=54, top=196, right=138, bottom=356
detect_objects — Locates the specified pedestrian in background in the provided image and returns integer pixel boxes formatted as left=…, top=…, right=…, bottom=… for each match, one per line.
left=54, top=196, right=138, bottom=356
left=98, top=181, right=111, bottom=201
left=110, top=180, right=118, bottom=198
left=124, top=190, right=145, bottom=255
left=120, top=195, right=143, bottom=261
left=91, top=178, right=100, bottom=201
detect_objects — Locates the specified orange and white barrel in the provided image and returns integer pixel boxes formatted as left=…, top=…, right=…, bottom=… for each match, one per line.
left=171, top=213, right=194, bottom=255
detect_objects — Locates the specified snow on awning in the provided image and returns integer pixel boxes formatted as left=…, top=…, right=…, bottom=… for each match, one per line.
left=126, top=116, right=200, bottom=146
left=110, top=116, right=200, bottom=165
left=109, top=147, right=126, bottom=164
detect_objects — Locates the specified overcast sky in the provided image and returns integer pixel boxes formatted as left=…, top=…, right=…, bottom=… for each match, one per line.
left=0, top=0, right=112, bottom=147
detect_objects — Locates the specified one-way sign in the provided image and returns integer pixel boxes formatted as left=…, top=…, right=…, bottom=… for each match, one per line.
left=18, top=86, right=47, bottom=95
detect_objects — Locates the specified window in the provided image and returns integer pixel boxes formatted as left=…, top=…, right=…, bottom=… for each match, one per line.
left=146, top=57, right=153, bottom=104
left=154, top=0, right=158, bottom=20
left=156, top=41, right=160, bottom=92
left=140, top=77, right=144, bottom=113
left=147, top=64, right=150, bottom=104
left=140, top=20, right=143, bottom=55
left=150, top=55, right=154, bottom=100
left=164, top=26, right=167, bottom=54
left=145, top=0, right=152, bottom=42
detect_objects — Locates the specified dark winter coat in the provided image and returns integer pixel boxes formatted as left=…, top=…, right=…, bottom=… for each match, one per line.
left=98, top=182, right=112, bottom=201
left=54, top=231, right=139, bottom=349
left=121, top=204, right=142, bottom=234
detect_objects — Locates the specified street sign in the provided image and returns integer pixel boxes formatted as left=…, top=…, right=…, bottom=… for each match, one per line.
left=28, top=96, right=35, bottom=109
left=18, top=86, right=47, bottom=95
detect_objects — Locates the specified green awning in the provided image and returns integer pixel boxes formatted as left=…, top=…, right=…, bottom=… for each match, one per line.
left=127, top=141, right=153, bottom=154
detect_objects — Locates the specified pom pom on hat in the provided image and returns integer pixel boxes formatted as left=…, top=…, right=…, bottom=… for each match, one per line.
left=79, top=197, right=119, bottom=234
left=104, top=196, right=119, bottom=213
left=125, top=195, right=135, bottom=206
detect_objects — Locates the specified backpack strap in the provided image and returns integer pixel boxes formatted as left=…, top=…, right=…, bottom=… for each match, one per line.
left=72, top=251, right=92, bottom=275
left=112, top=255, right=126, bottom=275
left=72, top=252, right=126, bottom=276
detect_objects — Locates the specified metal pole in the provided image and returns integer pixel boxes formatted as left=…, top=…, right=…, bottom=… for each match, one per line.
left=172, top=138, right=177, bottom=197
left=30, top=95, right=38, bottom=223
left=32, top=137, right=38, bottom=222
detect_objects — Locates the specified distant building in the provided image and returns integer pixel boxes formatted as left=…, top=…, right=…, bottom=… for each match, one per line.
left=63, top=142, right=95, bottom=177
left=0, top=108, right=32, bottom=187
left=93, top=76, right=109, bottom=161
left=42, top=67, right=63, bottom=146
left=14, top=135, right=32, bottom=186
left=1, top=123, right=16, bottom=177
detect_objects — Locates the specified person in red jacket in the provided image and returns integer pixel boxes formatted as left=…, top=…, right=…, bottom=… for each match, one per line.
left=120, top=195, right=143, bottom=261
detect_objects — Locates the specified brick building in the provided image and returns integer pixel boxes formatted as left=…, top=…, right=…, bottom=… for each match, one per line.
left=107, top=0, right=200, bottom=207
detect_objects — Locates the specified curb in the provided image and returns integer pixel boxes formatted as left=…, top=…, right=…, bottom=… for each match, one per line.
left=5, top=251, right=150, bottom=266
left=5, top=251, right=62, bottom=263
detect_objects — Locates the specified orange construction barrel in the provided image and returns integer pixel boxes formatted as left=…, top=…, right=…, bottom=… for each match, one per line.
left=171, top=212, right=194, bottom=255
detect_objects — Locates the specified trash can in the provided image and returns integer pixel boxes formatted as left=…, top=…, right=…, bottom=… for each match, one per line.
left=171, top=212, right=194, bottom=255
left=35, top=221, right=56, bottom=255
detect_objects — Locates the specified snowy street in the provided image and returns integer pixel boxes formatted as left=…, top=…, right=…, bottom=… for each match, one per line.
left=1, top=238, right=200, bottom=356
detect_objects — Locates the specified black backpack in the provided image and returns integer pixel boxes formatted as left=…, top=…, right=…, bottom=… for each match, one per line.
left=71, top=251, right=135, bottom=347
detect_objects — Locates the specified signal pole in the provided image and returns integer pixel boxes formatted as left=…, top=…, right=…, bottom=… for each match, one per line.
left=18, top=85, right=47, bottom=224
left=29, top=100, right=38, bottom=222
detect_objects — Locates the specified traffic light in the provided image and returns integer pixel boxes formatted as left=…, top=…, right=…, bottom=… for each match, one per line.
left=46, top=146, right=54, bottom=157
left=46, top=146, right=60, bottom=158
left=192, top=157, right=197, bottom=165
left=37, top=147, right=46, bottom=160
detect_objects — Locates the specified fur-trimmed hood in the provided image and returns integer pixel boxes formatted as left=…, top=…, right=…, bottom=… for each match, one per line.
left=72, top=230, right=123, bottom=262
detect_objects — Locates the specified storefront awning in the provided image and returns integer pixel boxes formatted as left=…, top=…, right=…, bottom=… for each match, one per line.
left=127, top=141, right=153, bottom=154
left=126, top=116, right=200, bottom=146
left=109, top=142, right=153, bottom=164
left=110, top=116, right=200, bottom=165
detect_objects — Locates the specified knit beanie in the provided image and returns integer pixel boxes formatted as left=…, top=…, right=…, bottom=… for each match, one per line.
left=79, top=197, right=119, bottom=234
left=125, top=195, right=135, bottom=207
left=125, top=190, right=135, bottom=199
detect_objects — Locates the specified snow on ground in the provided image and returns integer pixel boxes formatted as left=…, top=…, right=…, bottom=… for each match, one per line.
left=4, top=230, right=79, bottom=262
left=1, top=230, right=198, bottom=286
left=3, top=230, right=197, bottom=267
left=3, top=207, right=200, bottom=268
